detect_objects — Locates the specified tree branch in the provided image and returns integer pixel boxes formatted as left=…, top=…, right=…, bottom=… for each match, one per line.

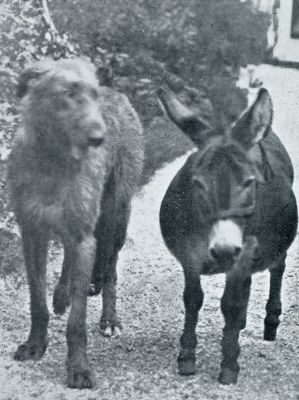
left=41, top=0, right=57, bottom=32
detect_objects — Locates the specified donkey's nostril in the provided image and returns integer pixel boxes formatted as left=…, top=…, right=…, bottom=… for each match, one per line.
left=233, top=246, right=242, bottom=258
left=210, top=247, right=219, bottom=260
left=209, top=245, right=242, bottom=261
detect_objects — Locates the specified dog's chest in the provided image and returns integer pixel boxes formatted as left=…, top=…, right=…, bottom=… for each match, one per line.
left=16, top=158, right=107, bottom=237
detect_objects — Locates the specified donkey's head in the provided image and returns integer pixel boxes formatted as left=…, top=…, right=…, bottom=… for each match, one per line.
left=158, top=87, right=273, bottom=269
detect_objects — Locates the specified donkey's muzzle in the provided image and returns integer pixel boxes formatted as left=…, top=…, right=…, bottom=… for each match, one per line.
left=209, top=245, right=241, bottom=263
left=208, top=219, right=243, bottom=264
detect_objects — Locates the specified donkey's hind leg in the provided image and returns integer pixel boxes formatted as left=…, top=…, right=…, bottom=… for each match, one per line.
left=264, top=254, right=286, bottom=341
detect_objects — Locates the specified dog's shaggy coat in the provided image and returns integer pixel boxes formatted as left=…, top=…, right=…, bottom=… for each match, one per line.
left=8, top=58, right=144, bottom=389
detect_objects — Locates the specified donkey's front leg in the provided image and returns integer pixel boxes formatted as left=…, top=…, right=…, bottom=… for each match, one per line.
left=219, top=274, right=252, bottom=384
left=178, top=266, right=204, bottom=376
left=66, top=235, right=96, bottom=389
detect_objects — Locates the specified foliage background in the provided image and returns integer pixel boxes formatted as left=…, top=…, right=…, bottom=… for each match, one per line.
left=0, top=0, right=269, bottom=274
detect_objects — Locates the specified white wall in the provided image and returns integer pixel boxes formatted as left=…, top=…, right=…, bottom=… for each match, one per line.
left=274, top=0, right=299, bottom=62
left=251, top=0, right=274, bottom=13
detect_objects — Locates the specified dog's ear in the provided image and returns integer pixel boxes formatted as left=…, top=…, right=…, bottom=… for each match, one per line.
left=17, top=68, right=47, bottom=99
left=96, top=66, right=113, bottom=87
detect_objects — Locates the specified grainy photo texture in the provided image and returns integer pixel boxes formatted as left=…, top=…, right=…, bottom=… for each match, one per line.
left=0, top=1, right=298, bottom=399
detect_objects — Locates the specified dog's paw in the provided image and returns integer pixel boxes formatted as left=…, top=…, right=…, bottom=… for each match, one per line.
left=67, top=362, right=94, bottom=389
left=99, top=318, right=122, bottom=337
left=14, top=339, right=48, bottom=361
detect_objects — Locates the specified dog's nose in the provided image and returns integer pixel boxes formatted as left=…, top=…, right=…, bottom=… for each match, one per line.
left=88, top=120, right=106, bottom=147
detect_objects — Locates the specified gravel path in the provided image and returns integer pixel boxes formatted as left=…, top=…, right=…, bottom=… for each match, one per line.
left=0, top=65, right=298, bottom=400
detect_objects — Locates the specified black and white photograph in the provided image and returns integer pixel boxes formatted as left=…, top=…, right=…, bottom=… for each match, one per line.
left=0, top=0, right=298, bottom=399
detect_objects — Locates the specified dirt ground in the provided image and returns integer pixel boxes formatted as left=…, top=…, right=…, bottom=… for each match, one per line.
left=0, top=65, right=298, bottom=400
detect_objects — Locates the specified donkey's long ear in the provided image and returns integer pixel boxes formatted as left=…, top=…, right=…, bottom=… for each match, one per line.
left=157, top=87, right=210, bottom=147
left=231, top=88, right=273, bottom=149
left=17, top=68, right=47, bottom=99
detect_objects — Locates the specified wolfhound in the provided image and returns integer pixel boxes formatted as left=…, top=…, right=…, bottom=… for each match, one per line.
left=8, top=57, right=144, bottom=388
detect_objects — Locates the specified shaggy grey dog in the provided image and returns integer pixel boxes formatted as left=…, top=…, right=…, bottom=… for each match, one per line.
left=8, top=58, right=144, bottom=389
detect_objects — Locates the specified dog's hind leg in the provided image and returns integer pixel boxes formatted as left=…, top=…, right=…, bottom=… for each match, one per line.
left=88, top=218, right=111, bottom=297
left=89, top=170, right=117, bottom=297
left=14, top=226, right=49, bottom=361
left=89, top=168, right=131, bottom=336
left=99, top=202, right=131, bottom=337
left=66, top=235, right=96, bottom=389
left=99, top=254, right=122, bottom=337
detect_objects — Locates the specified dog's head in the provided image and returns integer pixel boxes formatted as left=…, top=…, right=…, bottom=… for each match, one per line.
left=17, top=58, right=107, bottom=160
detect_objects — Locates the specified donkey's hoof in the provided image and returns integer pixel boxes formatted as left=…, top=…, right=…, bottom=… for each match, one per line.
left=178, top=349, right=196, bottom=375
left=263, top=326, right=277, bottom=341
left=14, top=339, right=48, bottom=361
left=178, top=359, right=196, bottom=376
left=53, top=285, right=70, bottom=315
left=67, top=368, right=94, bottom=389
left=99, top=318, right=122, bottom=337
left=218, top=368, right=238, bottom=385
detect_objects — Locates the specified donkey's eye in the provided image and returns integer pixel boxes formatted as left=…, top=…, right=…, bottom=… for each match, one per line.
left=240, top=176, right=256, bottom=207
left=243, top=176, right=255, bottom=189
left=192, top=176, right=208, bottom=192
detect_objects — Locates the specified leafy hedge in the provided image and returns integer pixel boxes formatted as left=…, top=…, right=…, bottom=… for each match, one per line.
left=52, top=0, right=269, bottom=123
left=50, top=0, right=269, bottom=181
left=0, top=0, right=269, bottom=189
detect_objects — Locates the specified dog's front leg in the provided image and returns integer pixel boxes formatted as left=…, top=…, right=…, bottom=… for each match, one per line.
left=53, top=249, right=72, bottom=315
left=65, top=234, right=96, bottom=389
left=14, top=225, right=49, bottom=361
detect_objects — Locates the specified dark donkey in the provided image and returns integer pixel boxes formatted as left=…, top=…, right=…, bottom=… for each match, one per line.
left=157, top=87, right=297, bottom=384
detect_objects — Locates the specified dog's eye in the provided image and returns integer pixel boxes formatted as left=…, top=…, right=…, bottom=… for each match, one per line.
left=90, top=88, right=99, bottom=100
left=64, top=89, right=76, bottom=98
left=64, top=82, right=81, bottom=98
